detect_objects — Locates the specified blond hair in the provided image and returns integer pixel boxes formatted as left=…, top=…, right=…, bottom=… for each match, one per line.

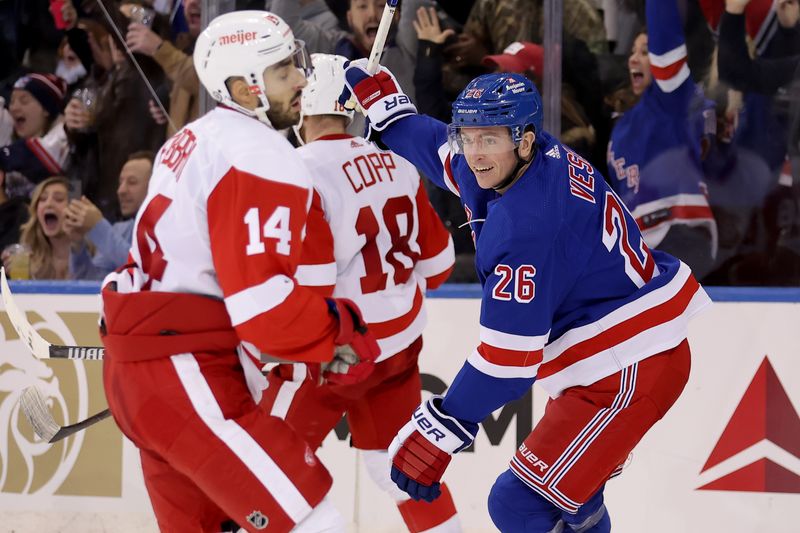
left=19, top=176, right=70, bottom=280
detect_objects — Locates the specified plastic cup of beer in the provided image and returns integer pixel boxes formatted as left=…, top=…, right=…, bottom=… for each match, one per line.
left=71, top=88, right=97, bottom=131
left=129, top=5, right=155, bottom=27
left=3, top=243, right=31, bottom=280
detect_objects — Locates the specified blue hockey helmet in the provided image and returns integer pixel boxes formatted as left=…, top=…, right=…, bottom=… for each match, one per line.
left=449, top=73, right=543, bottom=149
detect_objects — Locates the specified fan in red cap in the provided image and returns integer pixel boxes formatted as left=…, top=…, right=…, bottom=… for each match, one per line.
left=482, top=41, right=544, bottom=81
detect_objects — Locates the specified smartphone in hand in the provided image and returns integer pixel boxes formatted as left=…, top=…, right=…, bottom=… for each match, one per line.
left=68, top=179, right=82, bottom=201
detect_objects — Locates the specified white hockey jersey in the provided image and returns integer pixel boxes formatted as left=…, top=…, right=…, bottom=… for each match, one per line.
left=124, top=106, right=339, bottom=362
left=295, top=134, right=454, bottom=361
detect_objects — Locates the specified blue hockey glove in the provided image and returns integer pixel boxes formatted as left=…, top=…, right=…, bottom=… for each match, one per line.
left=338, top=59, right=417, bottom=137
left=388, top=395, right=478, bottom=502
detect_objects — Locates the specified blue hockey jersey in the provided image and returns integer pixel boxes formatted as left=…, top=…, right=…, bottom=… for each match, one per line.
left=607, top=0, right=717, bottom=252
left=383, top=116, right=711, bottom=425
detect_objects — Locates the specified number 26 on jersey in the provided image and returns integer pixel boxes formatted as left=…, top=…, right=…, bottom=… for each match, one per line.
left=492, top=264, right=536, bottom=303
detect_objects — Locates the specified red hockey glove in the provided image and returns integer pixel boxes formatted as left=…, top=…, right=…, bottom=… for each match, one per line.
left=389, top=396, right=479, bottom=502
left=338, top=59, right=417, bottom=136
left=324, top=298, right=380, bottom=385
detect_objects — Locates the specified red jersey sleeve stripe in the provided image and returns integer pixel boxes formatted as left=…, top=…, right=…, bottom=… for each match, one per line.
left=649, top=44, right=689, bottom=92
left=368, top=287, right=423, bottom=339
left=424, top=266, right=454, bottom=291
left=368, top=286, right=424, bottom=339
left=467, top=347, right=540, bottom=379
left=650, top=59, right=686, bottom=81
left=477, top=343, right=543, bottom=368
left=415, top=238, right=455, bottom=278
left=437, top=143, right=460, bottom=197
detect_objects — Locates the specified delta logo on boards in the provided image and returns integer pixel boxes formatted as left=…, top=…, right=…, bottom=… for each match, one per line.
left=697, top=356, right=800, bottom=494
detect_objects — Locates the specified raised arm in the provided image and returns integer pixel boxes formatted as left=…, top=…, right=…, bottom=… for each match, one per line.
left=646, top=0, right=694, bottom=104
left=339, top=59, right=462, bottom=196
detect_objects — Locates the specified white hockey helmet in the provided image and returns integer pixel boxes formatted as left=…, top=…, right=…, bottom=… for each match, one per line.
left=294, top=53, right=354, bottom=140
left=193, top=10, right=312, bottom=124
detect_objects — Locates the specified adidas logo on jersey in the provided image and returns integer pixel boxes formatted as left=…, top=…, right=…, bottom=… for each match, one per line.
left=350, top=140, right=363, bottom=148
left=545, top=146, right=561, bottom=159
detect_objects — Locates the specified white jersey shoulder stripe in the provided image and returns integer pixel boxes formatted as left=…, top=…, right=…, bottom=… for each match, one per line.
left=295, top=263, right=337, bottom=287
left=480, top=325, right=549, bottom=352
left=225, top=274, right=295, bottom=327
left=648, top=44, right=687, bottom=68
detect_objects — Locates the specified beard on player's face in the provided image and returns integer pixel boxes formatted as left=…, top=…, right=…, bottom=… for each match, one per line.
left=266, top=92, right=302, bottom=130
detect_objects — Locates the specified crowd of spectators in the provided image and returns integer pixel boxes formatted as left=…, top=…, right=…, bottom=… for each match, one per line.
left=1, top=0, right=799, bottom=286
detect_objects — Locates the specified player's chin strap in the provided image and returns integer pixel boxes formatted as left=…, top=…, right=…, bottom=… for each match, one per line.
left=492, top=144, right=536, bottom=192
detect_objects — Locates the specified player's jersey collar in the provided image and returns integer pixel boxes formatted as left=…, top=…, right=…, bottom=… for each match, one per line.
left=316, top=133, right=355, bottom=141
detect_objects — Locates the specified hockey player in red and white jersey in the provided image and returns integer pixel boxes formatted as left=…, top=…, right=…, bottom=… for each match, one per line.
left=99, top=13, right=381, bottom=533
left=260, top=54, right=460, bottom=533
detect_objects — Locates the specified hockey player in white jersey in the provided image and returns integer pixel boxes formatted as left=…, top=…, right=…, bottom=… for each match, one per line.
left=260, top=54, right=460, bottom=533
left=99, top=14, right=380, bottom=533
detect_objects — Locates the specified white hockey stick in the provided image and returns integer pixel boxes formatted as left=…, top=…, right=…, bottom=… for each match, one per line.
left=19, top=386, right=111, bottom=443
left=1, top=268, right=105, bottom=360
left=344, top=0, right=400, bottom=109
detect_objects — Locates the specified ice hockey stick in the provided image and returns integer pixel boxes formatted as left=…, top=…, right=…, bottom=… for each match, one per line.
left=18, top=386, right=111, bottom=443
left=1, top=268, right=105, bottom=360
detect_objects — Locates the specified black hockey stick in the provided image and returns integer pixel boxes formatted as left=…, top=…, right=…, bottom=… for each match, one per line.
left=1, top=268, right=106, bottom=360
left=19, top=386, right=111, bottom=443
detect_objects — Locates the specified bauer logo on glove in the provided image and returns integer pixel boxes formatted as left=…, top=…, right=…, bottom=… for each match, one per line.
left=388, top=396, right=479, bottom=502
left=385, top=94, right=411, bottom=111
left=338, top=59, right=417, bottom=135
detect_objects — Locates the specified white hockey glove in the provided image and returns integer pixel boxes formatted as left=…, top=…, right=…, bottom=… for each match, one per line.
left=338, top=59, right=417, bottom=145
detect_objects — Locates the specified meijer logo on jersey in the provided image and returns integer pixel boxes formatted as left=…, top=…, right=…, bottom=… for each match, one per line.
left=697, top=356, right=800, bottom=493
left=219, top=30, right=258, bottom=46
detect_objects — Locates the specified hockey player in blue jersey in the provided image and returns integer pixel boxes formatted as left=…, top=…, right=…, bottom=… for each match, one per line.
left=338, top=51, right=711, bottom=532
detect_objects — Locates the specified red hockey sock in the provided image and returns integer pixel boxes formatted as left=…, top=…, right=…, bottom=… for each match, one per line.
left=397, top=482, right=458, bottom=532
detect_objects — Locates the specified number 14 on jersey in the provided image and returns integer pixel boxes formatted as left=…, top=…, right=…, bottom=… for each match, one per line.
left=244, top=206, right=292, bottom=256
